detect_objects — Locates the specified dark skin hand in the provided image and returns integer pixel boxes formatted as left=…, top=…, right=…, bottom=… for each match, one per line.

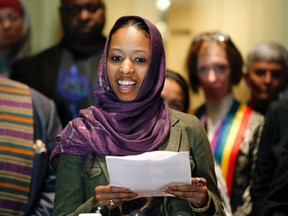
left=164, top=177, right=209, bottom=207
left=94, top=185, right=138, bottom=211
left=93, top=177, right=209, bottom=210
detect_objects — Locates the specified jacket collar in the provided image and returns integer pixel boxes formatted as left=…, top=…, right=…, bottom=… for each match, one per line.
left=158, top=110, right=181, bottom=152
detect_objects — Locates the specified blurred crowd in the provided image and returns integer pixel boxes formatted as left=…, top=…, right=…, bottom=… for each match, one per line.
left=1, top=0, right=288, bottom=215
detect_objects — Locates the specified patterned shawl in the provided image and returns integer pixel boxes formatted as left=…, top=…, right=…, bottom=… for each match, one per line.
left=0, top=77, right=34, bottom=215
left=195, top=100, right=253, bottom=196
left=51, top=16, right=170, bottom=163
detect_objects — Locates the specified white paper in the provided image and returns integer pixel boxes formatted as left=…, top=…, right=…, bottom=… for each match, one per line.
left=79, top=214, right=101, bottom=216
left=106, top=151, right=191, bottom=197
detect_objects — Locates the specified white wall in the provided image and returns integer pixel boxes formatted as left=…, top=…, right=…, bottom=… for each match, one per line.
left=22, top=0, right=288, bottom=111
left=166, top=0, right=288, bottom=110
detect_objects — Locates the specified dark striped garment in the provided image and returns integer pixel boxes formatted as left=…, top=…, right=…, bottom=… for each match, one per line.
left=0, top=77, right=34, bottom=216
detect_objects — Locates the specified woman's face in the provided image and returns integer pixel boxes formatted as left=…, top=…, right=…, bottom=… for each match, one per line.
left=0, top=7, right=24, bottom=47
left=161, top=78, right=185, bottom=112
left=197, top=43, right=232, bottom=101
left=107, top=25, right=150, bottom=102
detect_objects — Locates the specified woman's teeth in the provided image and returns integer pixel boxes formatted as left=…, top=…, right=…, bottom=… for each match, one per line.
left=118, top=80, right=136, bottom=86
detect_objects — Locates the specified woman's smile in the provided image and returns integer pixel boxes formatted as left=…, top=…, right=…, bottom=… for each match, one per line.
left=107, top=25, right=150, bottom=102
left=117, top=78, right=137, bottom=93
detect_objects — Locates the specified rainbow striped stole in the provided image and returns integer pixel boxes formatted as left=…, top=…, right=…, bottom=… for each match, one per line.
left=195, top=100, right=252, bottom=197
left=0, top=78, right=34, bottom=216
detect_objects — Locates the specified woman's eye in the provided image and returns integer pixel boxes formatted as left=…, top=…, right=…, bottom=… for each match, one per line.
left=111, top=56, right=121, bottom=62
left=134, top=57, right=146, bottom=63
left=198, top=67, right=208, bottom=74
left=214, top=64, right=228, bottom=73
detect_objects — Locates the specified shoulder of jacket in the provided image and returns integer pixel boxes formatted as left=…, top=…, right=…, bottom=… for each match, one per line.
left=170, top=109, right=200, bottom=127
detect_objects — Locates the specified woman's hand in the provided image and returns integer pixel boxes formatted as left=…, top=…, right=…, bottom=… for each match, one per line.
left=93, top=185, right=138, bottom=210
left=164, top=177, right=209, bottom=207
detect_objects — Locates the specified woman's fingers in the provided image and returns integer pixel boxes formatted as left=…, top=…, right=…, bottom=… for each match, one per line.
left=96, top=185, right=132, bottom=193
left=164, top=177, right=209, bottom=207
left=94, top=185, right=138, bottom=207
left=192, top=177, right=206, bottom=186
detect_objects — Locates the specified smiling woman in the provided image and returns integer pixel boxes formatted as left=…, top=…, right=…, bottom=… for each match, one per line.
left=51, top=15, right=226, bottom=216
left=107, top=20, right=150, bottom=102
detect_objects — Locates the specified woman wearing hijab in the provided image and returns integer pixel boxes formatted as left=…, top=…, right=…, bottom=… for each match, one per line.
left=51, top=16, right=225, bottom=216
left=0, top=0, right=30, bottom=77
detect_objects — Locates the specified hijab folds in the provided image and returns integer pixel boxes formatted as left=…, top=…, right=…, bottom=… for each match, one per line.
left=51, top=16, right=170, bottom=163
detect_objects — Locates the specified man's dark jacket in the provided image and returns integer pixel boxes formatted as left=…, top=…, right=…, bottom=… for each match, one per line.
left=11, top=37, right=106, bottom=126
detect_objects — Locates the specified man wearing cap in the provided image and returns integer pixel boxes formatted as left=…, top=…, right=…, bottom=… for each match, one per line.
left=0, top=0, right=31, bottom=77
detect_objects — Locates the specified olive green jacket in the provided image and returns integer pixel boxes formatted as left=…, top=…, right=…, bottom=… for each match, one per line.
left=53, top=110, right=226, bottom=216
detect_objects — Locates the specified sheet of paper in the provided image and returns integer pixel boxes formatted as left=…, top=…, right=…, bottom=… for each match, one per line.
left=106, top=151, right=191, bottom=197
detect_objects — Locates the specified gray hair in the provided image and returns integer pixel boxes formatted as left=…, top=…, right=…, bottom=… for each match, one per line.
left=246, top=41, right=288, bottom=73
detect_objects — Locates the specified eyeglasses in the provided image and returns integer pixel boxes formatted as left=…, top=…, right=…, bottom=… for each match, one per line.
left=197, top=63, right=230, bottom=77
left=61, top=3, right=104, bottom=16
left=192, top=32, right=231, bottom=45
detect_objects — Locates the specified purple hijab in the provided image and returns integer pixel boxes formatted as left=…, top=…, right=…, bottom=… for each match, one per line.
left=51, top=16, right=170, bottom=163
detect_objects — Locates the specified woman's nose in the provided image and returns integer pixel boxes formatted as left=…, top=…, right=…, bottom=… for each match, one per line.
left=207, top=69, right=217, bottom=82
left=120, top=59, right=134, bottom=74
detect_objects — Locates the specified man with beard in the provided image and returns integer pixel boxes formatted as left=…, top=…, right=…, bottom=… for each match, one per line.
left=10, top=0, right=106, bottom=126
left=244, top=41, right=288, bottom=115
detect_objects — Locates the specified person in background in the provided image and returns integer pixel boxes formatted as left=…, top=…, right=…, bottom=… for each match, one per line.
left=245, top=44, right=288, bottom=216
left=186, top=31, right=264, bottom=216
left=162, top=69, right=233, bottom=216
left=281, top=83, right=288, bottom=98
left=51, top=16, right=225, bottom=215
left=261, top=131, right=288, bottom=216
left=161, top=69, right=190, bottom=113
left=0, top=0, right=31, bottom=77
left=245, top=41, right=288, bottom=115
left=250, top=98, right=288, bottom=216
left=10, top=0, right=106, bottom=126
left=0, top=76, right=62, bottom=215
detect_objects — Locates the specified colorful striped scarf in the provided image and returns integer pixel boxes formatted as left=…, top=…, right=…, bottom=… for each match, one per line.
left=195, top=100, right=252, bottom=197
left=0, top=77, right=34, bottom=216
